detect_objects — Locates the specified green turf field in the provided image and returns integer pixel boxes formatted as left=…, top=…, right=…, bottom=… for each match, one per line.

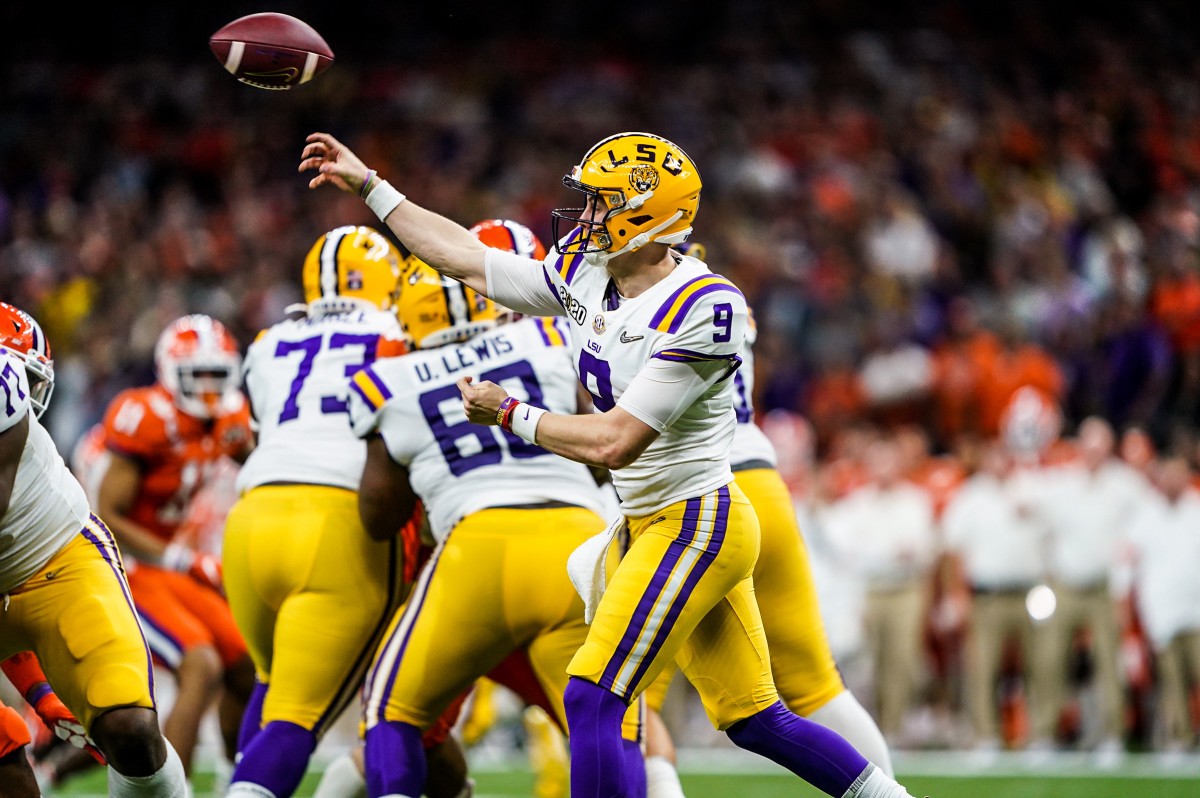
left=48, top=758, right=1200, bottom=798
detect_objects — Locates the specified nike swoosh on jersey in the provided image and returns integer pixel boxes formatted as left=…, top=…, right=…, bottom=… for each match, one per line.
left=620, top=331, right=644, bottom=343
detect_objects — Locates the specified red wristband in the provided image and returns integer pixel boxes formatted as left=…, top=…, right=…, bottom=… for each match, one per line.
left=496, top=396, right=519, bottom=431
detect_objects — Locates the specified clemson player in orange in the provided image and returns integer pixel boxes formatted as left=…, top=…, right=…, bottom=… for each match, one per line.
left=1, top=652, right=105, bottom=797
left=90, top=314, right=257, bottom=781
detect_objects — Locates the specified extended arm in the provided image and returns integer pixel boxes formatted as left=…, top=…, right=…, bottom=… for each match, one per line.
left=458, top=355, right=732, bottom=471
left=299, top=132, right=489, bottom=294
left=358, top=434, right=420, bottom=541
left=96, top=452, right=173, bottom=563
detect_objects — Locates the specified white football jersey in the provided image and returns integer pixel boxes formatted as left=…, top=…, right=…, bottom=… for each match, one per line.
left=485, top=245, right=749, bottom=516
left=237, top=309, right=406, bottom=494
left=0, top=350, right=92, bottom=593
left=346, top=317, right=606, bottom=541
left=729, top=315, right=778, bottom=470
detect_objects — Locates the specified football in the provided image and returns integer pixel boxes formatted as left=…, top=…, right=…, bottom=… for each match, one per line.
left=209, top=12, right=334, bottom=90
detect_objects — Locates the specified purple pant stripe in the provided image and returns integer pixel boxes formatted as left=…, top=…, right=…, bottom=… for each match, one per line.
left=599, top=497, right=702, bottom=691
left=313, top=537, right=402, bottom=737
left=79, top=518, right=157, bottom=707
left=621, top=486, right=731, bottom=699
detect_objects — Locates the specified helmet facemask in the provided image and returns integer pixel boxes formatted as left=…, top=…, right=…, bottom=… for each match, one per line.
left=23, top=355, right=54, bottom=419
left=551, top=133, right=701, bottom=266
left=155, top=315, right=242, bottom=420
left=0, top=302, right=55, bottom=419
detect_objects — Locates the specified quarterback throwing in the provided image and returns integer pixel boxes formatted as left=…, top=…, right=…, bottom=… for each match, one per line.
left=301, top=129, right=920, bottom=798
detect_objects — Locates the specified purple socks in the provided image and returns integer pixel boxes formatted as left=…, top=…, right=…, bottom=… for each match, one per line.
left=564, top=677, right=646, bottom=798
left=364, top=720, right=425, bottom=798
left=726, top=701, right=870, bottom=797
left=230, top=720, right=317, bottom=798
left=235, top=680, right=268, bottom=757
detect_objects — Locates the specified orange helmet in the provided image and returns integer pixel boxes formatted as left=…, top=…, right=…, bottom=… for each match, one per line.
left=469, top=219, right=547, bottom=260
left=0, top=302, right=54, bottom=418
left=154, top=315, right=242, bottom=419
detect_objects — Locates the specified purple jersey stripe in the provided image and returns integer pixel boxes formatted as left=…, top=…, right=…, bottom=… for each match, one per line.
left=620, top=486, right=731, bottom=699
left=542, top=265, right=566, bottom=310
left=80, top=518, right=157, bottom=706
left=314, top=536, right=403, bottom=736
left=556, top=228, right=584, bottom=284
left=363, top=366, right=393, bottom=401
left=652, top=349, right=740, bottom=363
left=534, top=318, right=553, bottom=347
left=648, top=276, right=709, bottom=330
left=658, top=282, right=743, bottom=335
left=369, top=546, right=444, bottom=723
left=599, top=498, right=703, bottom=691
left=348, top=376, right=378, bottom=411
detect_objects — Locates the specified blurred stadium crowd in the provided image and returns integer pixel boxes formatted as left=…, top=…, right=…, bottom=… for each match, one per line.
left=2, top=0, right=1200, bottom=761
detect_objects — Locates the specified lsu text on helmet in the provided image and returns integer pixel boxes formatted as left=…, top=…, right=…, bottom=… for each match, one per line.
left=397, top=255, right=500, bottom=349
left=470, top=218, right=548, bottom=260
left=302, top=225, right=404, bottom=316
left=552, top=132, right=701, bottom=261
left=155, top=314, right=242, bottom=419
left=0, top=302, right=54, bottom=418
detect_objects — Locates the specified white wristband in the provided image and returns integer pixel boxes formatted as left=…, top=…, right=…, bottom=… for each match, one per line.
left=510, top=403, right=548, bottom=444
left=161, top=542, right=195, bottom=572
left=364, top=179, right=406, bottom=220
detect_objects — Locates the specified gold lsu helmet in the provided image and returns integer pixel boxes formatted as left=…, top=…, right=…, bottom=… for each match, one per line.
left=397, top=255, right=500, bottom=349
left=552, top=132, right=702, bottom=260
left=301, top=225, right=403, bottom=314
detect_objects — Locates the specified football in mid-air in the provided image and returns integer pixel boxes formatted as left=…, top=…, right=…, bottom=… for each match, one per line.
left=209, top=12, right=334, bottom=90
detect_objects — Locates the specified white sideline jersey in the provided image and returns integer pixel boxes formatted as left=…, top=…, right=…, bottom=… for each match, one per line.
left=729, top=315, right=777, bottom=469
left=237, top=309, right=406, bottom=494
left=346, top=317, right=606, bottom=540
left=0, top=350, right=92, bottom=593
left=485, top=241, right=749, bottom=516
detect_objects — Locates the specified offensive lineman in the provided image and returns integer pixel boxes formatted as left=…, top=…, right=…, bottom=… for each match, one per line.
left=346, top=252, right=643, bottom=798
left=300, top=130, right=919, bottom=798
left=222, top=225, right=411, bottom=798
left=0, top=300, right=189, bottom=796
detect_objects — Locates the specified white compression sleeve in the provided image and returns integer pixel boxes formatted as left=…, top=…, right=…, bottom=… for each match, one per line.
left=806, top=691, right=894, bottom=778
left=483, top=249, right=566, bottom=317
left=644, top=754, right=687, bottom=798
left=107, top=739, right=189, bottom=798
left=617, top=356, right=729, bottom=432
left=311, top=752, right=368, bottom=798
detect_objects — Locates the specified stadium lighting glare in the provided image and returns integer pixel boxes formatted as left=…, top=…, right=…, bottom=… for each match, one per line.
left=1026, top=584, right=1057, bottom=623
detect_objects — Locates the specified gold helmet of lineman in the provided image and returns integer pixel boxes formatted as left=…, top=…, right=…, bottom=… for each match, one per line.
left=396, top=254, right=500, bottom=349
left=301, top=225, right=403, bottom=315
left=551, top=132, right=701, bottom=262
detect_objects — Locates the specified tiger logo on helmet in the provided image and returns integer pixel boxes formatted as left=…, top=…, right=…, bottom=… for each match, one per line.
left=301, top=225, right=404, bottom=317
left=0, top=302, right=54, bottom=418
left=552, top=132, right=701, bottom=263
left=155, top=314, right=243, bottom=419
left=396, top=255, right=500, bottom=350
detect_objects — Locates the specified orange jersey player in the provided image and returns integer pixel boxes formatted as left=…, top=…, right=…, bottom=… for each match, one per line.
left=90, top=314, right=257, bottom=779
left=1, top=651, right=103, bottom=798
